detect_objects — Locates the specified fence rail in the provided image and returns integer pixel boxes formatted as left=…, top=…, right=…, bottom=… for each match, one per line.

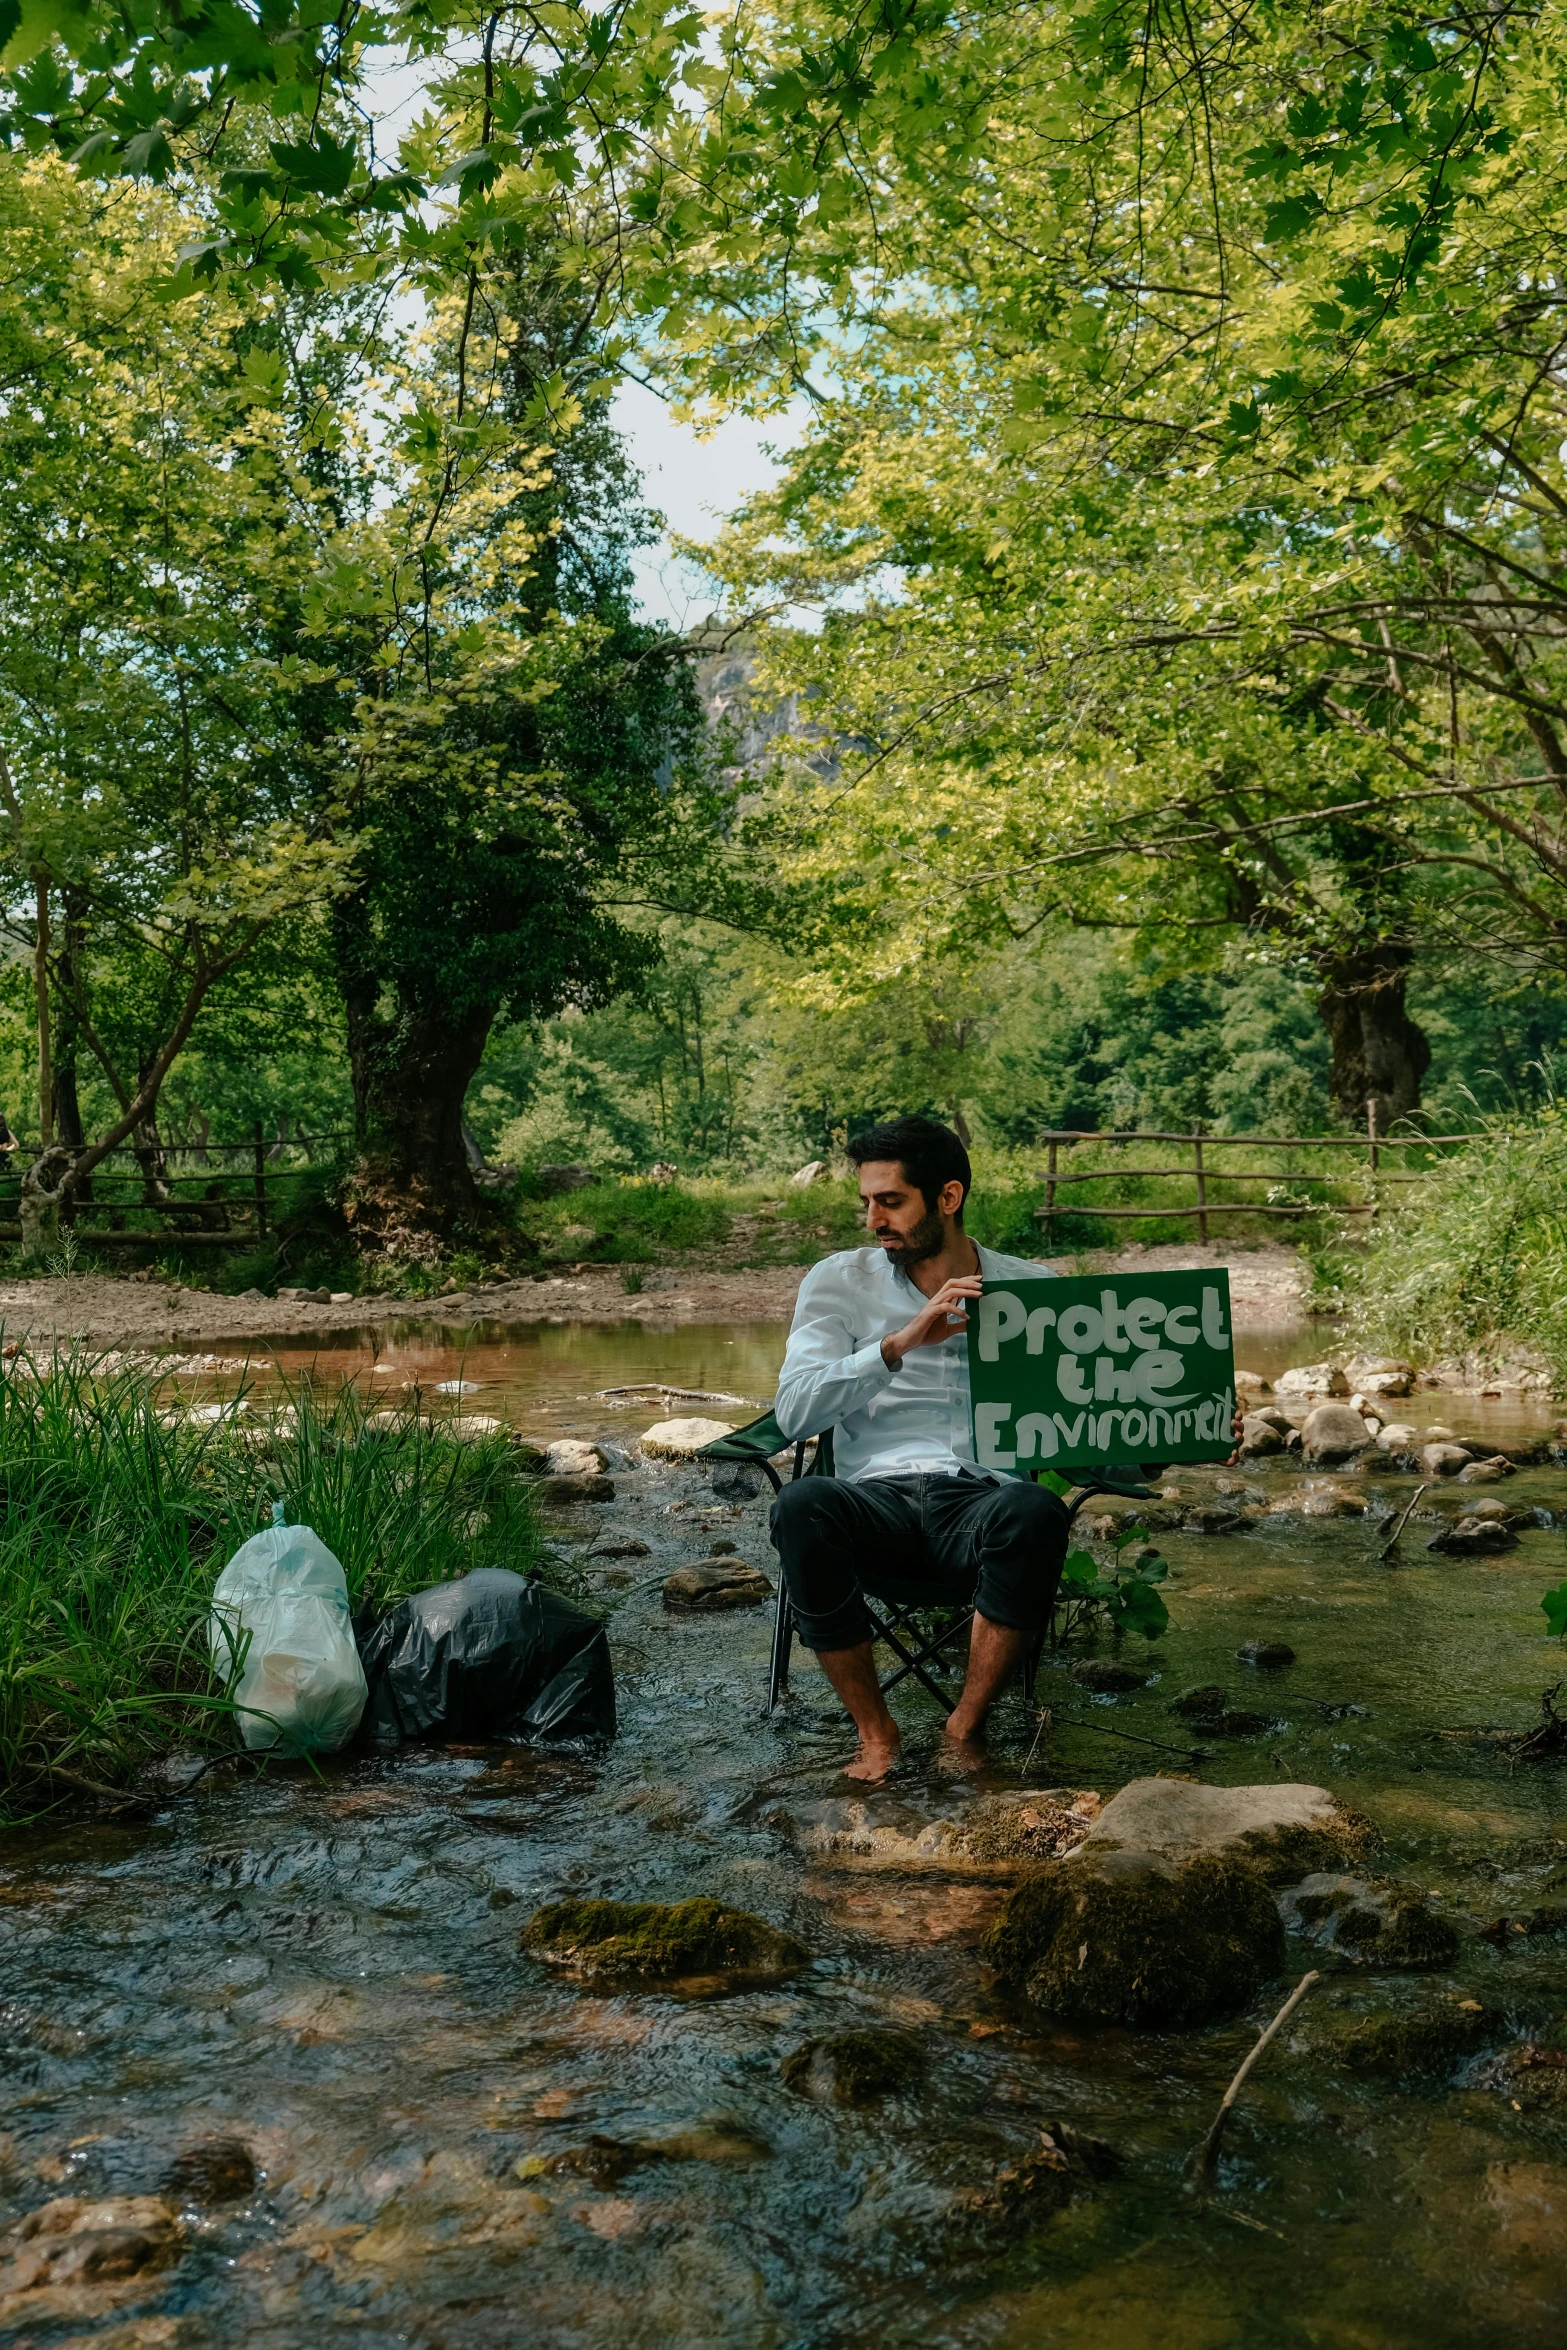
left=0, top=1124, right=351, bottom=1252
left=1035, top=1109, right=1469, bottom=1242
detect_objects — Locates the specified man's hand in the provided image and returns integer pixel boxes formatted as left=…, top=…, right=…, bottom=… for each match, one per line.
left=881, top=1276, right=984, bottom=1370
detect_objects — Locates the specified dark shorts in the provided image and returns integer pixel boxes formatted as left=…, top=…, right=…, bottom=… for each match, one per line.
left=768, top=1470, right=1069, bottom=1652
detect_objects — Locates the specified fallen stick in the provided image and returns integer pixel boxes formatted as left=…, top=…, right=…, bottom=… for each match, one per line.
left=1050, top=1709, right=1210, bottom=1761
left=1191, top=1969, right=1320, bottom=2186
left=1378, top=1483, right=1429, bottom=1562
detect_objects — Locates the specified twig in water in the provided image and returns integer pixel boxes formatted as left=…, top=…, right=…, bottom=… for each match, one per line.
left=1051, top=1709, right=1209, bottom=1762
left=1191, top=1969, right=1320, bottom=2186
left=1379, top=1483, right=1429, bottom=1562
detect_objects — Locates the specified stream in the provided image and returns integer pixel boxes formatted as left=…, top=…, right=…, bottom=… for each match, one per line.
left=2, top=1319, right=1564, bottom=2345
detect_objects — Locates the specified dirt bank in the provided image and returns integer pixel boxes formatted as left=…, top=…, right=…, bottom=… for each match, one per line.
left=0, top=1241, right=1307, bottom=1352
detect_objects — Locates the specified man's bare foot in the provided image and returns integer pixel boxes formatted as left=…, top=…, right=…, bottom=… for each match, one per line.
left=937, top=1720, right=988, bottom=1774
left=841, top=1735, right=901, bottom=1783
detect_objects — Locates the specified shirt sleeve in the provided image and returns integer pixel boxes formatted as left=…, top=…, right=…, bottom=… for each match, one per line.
left=773, top=1264, right=897, bottom=1441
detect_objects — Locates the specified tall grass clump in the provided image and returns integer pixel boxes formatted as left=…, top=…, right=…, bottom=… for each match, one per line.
left=0, top=1352, right=550, bottom=1812
left=1342, top=1110, right=1567, bottom=1384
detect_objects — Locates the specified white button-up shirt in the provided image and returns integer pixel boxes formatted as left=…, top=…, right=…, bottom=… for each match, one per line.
left=773, top=1243, right=1056, bottom=1484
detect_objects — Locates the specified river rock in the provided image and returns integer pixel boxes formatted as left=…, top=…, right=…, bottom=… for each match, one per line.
left=1234, top=1370, right=1272, bottom=1396
left=985, top=1847, right=1285, bottom=2028
left=160, top=2139, right=256, bottom=2205
left=1238, top=1639, right=1295, bottom=1669
left=954, top=2123, right=1123, bottom=2224
left=662, top=1560, right=773, bottom=1612
left=1301, top=1402, right=1375, bottom=1464
left=536, top=1473, right=616, bottom=1507
left=781, top=2027, right=923, bottom=2104
left=1421, top=1442, right=1472, bottom=1477
left=446, top=1414, right=505, bottom=1440
left=1313, top=1999, right=1497, bottom=2078
left=640, top=1415, right=736, bottom=1459
left=1284, top=1873, right=1460, bottom=1967
left=590, top=1535, right=651, bottom=1558
left=522, top=1896, right=806, bottom=1982
left=777, top=1788, right=1101, bottom=1874
left=1376, top=1422, right=1419, bottom=1451
left=1275, top=1481, right=1366, bottom=1518
left=546, top=1438, right=607, bottom=1475
left=789, top=1159, right=826, bottom=1187
left=710, top=1459, right=769, bottom=1500
left=1427, top=1516, right=1518, bottom=1556
left=0, top=2195, right=183, bottom=2308
left=1345, top=1355, right=1416, bottom=1397
left=1068, top=1775, right=1380, bottom=1882
left=1070, top=1658, right=1150, bottom=1693
left=1275, top=1362, right=1349, bottom=1398
left=1239, top=1414, right=1284, bottom=1456
left=1169, top=1683, right=1227, bottom=1718
left=1457, top=1457, right=1514, bottom=1483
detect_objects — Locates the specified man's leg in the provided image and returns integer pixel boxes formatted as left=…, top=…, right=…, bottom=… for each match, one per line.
left=768, top=1477, right=923, bottom=1780
left=927, top=1478, right=1068, bottom=1764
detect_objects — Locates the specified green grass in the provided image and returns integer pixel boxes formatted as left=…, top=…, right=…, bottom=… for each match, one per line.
left=0, top=1351, right=554, bottom=1813
left=1341, top=1110, right=1567, bottom=1386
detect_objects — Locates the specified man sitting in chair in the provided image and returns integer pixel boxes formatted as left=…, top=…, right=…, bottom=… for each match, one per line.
left=769, top=1115, right=1066, bottom=1781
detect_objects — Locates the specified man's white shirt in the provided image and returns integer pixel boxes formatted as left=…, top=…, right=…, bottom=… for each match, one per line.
left=773, top=1244, right=1055, bottom=1485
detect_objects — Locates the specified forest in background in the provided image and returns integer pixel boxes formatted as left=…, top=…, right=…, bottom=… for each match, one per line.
left=3, top=2, right=1567, bottom=1374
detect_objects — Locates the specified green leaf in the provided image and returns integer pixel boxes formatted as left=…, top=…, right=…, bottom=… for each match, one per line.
left=1263, top=193, right=1324, bottom=244
left=1061, top=1548, right=1097, bottom=1587
left=1111, top=1579, right=1170, bottom=1640
left=1542, top=1583, right=1567, bottom=1640
left=269, top=133, right=358, bottom=199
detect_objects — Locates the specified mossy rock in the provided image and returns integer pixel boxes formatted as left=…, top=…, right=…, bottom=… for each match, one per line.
left=1234, top=1810, right=1381, bottom=1886
left=984, top=1850, right=1285, bottom=2029
left=1291, top=1875, right=1460, bottom=1969
left=523, top=1897, right=807, bottom=1983
left=954, top=2122, right=1124, bottom=2227
left=1316, top=2002, right=1498, bottom=2079
left=781, top=2028, right=923, bottom=2105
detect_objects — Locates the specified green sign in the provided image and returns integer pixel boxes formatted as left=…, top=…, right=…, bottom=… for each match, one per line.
left=967, top=1269, right=1236, bottom=1472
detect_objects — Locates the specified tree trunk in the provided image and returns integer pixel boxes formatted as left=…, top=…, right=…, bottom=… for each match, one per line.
left=1316, top=946, right=1432, bottom=1132
left=51, top=893, right=92, bottom=1208
left=340, top=984, right=497, bottom=1261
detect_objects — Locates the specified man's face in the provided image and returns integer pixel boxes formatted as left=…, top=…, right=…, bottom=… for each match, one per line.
left=858, top=1160, right=961, bottom=1265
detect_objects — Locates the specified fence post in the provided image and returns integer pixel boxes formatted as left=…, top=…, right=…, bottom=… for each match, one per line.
left=252, top=1120, right=268, bottom=1238
left=1366, top=1096, right=1379, bottom=1219
left=1043, top=1137, right=1058, bottom=1236
left=1193, top=1125, right=1209, bottom=1244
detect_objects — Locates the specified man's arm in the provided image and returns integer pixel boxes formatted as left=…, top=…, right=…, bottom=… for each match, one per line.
left=773, top=1266, right=901, bottom=1443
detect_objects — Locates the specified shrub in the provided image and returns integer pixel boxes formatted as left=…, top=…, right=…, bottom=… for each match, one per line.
left=1343, top=1110, right=1567, bottom=1385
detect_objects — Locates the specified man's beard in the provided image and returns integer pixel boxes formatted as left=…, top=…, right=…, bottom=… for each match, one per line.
left=879, top=1204, right=946, bottom=1266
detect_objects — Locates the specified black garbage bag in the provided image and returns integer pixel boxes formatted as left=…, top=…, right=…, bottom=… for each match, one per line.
left=358, top=1569, right=615, bottom=1747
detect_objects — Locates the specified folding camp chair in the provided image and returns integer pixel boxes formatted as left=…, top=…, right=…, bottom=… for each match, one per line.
left=696, top=1410, right=1159, bottom=1719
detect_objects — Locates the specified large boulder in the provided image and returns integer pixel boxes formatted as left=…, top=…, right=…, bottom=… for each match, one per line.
left=981, top=1778, right=1380, bottom=2029
left=1068, top=1775, right=1380, bottom=1883
left=641, top=1416, right=736, bottom=1459
left=1301, top=1402, right=1375, bottom=1464
left=984, top=1847, right=1285, bottom=2028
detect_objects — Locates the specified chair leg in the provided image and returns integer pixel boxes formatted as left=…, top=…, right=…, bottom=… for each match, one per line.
left=766, top=1589, right=795, bottom=1717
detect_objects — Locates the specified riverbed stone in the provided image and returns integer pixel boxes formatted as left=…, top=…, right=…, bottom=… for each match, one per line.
left=1239, top=1414, right=1284, bottom=1456
left=0, top=2195, right=183, bottom=2314
left=1346, top=1356, right=1415, bottom=1396
left=1301, top=1403, right=1375, bottom=1465
left=1376, top=1422, right=1420, bottom=1451
left=954, top=2123, right=1123, bottom=2224
left=1069, top=1775, right=1381, bottom=1883
left=1456, top=1457, right=1513, bottom=1483
left=546, top=1438, right=607, bottom=1475
left=781, top=2028, right=923, bottom=2105
left=1427, top=1516, right=1518, bottom=1556
left=160, top=2140, right=255, bottom=2205
left=1276, top=1362, right=1349, bottom=1398
left=1238, top=1639, right=1295, bottom=1669
left=537, top=1473, right=615, bottom=1507
left=710, top=1459, right=769, bottom=1500
left=640, top=1416, right=736, bottom=1459
left=590, top=1535, right=651, bottom=1559
left=662, top=1560, right=773, bottom=1612
left=777, top=1788, right=1102, bottom=1875
left=1313, top=1999, right=1497, bottom=2079
left=1285, top=1873, right=1460, bottom=1968
left=1070, top=1658, right=1150, bottom=1693
left=1169, top=1683, right=1228, bottom=1718
left=1295, top=1482, right=1368, bottom=1518
left=985, top=1848, right=1285, bottom=2028
left=522, top=1897, right=806, bottom=1983
left=1234, top=1370, right=1272, bottom=1397
left=1421, top=1443, right=1472, bottom=1477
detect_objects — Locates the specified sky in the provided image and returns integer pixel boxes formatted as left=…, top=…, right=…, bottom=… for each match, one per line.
left=360, top=49, right=798, bottom=632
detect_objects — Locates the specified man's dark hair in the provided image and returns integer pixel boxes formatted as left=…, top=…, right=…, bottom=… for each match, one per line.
left=846, top=1116, right=972, bottom=1219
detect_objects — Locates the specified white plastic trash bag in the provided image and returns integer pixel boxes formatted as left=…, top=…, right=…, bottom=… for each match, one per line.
left=210, top=1505, right=368, bottom=1754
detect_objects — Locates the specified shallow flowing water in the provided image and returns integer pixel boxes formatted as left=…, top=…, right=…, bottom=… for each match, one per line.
left=3, top=1326, right=1566, bottom=2346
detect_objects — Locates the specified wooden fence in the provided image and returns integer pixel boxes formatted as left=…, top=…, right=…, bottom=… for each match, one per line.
left=0, top=1128, right=351, bottom=1249
left=1036, top=1109, right=1471, bottom=1242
